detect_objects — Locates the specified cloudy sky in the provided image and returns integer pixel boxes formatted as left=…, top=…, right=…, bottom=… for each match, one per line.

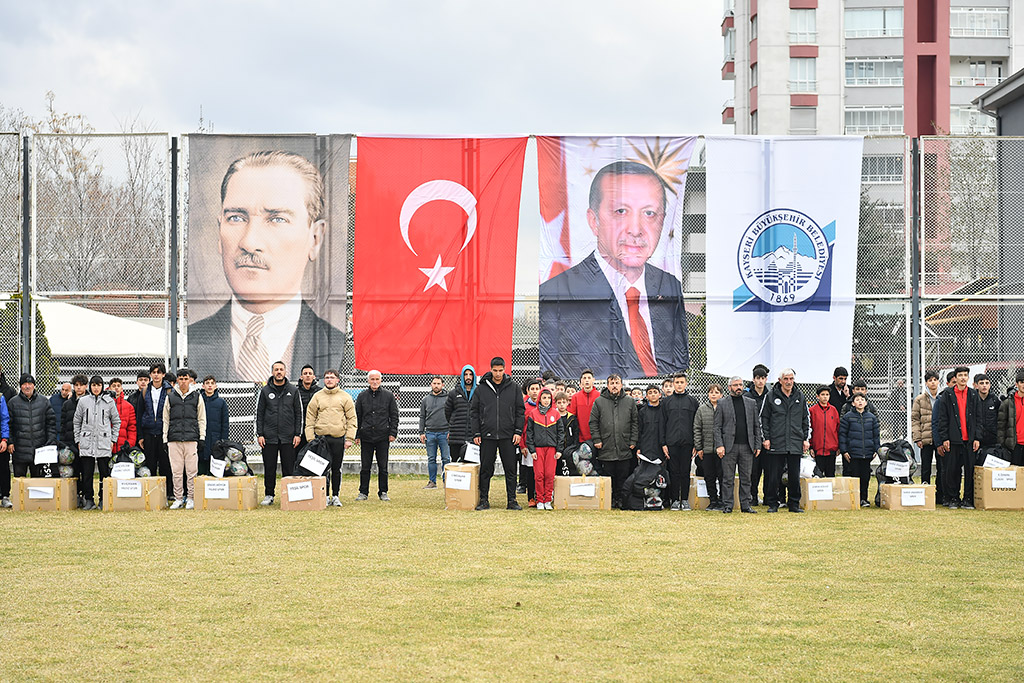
left=1, top=0, right=732, bottom=292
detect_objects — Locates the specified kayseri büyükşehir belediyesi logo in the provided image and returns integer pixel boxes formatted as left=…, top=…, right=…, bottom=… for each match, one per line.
left=734, top=208, right=836, bottom=312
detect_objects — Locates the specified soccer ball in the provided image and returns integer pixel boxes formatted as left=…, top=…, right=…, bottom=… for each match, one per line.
left=58, top=465, right=75, bottom=478
left=576, top=442, right=594, bottom=461
left=58, top=447, right=75, bottom=465
left=229, top=461, right=248, bottom=476
left=225, top=447, right=245, bottom=462
left=128, top=448, right=146, bottom=466
left=877, top=445, right=889, bottom=461
left=135, top=466, right=152, bottom=478
left=577, top=460, right=595, bottom=476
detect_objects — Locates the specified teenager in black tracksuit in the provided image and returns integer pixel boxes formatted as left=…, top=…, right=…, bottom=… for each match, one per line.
left=661, top=375, right=698, bottom=509
left=637, top=388, right=666, bottom=465
left=255, top=363, right=303, bottom=500
left=470, top=358, right=525, bottom=510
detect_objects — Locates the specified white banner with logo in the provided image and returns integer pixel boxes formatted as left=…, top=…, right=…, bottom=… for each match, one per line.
left=704, top=136, right=863, bottom=384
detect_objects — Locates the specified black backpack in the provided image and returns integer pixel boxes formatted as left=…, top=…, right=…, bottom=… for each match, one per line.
left=873, top=439, right=917, bottom=506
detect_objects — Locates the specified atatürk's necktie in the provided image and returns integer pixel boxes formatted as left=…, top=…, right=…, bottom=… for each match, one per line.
left=625, top=287, right=657, bottom=377
left=237, top=315, right=269, bottom=382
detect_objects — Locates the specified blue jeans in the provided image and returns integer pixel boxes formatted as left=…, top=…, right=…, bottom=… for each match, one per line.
left=425, top=431, right=451, bottom=483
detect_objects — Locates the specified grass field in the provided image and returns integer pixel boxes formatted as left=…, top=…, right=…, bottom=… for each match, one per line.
left=2, top=475, right=1024, bottom=682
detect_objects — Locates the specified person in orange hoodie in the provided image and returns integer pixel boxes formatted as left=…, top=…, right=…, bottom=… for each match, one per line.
left=108, top=378, right=138, bottom=455
left=526, top=388, right=564, bottom=510
left=809, top=385, right=840, bottom=477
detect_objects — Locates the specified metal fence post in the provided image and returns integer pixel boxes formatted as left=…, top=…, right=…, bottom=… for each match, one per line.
left=169, top=136, right=179, bottom=369
left=20, top=134, right=30, bottom=373
left=910, top=137, right=922, bottom=394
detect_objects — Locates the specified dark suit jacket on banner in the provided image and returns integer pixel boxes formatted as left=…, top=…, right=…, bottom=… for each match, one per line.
left=188, top=301, right=345, bottom=382
left=539, top=252, right=689, bottom=378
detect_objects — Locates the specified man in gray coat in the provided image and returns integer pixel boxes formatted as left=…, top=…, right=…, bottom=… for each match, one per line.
left=589, top=374, right=638, bottom=508
left=419, top=376, right=451, bottom=489
left=714, top=376, right=762, bottom=513
left=74, top=376, right=121, bottom=510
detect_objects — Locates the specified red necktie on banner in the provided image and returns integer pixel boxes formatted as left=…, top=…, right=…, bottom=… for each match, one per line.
left=625, top=287, right=657, bottom=377
left=353, top=137, right=528, bottom=374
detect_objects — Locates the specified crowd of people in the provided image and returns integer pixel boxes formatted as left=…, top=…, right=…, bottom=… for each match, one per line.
left=0, top=358, right=1020, bottom=513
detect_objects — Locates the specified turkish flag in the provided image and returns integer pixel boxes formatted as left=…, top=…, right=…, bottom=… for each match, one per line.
left=354, top=137, right=528, bottom=374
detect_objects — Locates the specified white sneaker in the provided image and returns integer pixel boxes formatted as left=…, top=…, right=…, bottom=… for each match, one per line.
left=260, top=495, right=274, bottom=506
left=169, top=499, right=184, bottom=510
left=185, top=498, right=194, bottom=510
left=1, top=496, right=11, bottom=509
left=546, top=502, right=553, bottom=510
left=331, top=496, right=343, bottom=508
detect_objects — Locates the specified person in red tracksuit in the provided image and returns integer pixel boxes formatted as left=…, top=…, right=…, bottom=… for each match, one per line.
left=526, top=389, right=564, bottom=510
left=520, top=379, right=541, bottom=505
left=809, top=385, right=840, bottom=477
left=569, top=369, right=600, bottom=445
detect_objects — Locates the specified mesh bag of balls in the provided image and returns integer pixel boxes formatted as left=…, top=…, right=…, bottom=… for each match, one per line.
left=210, top=440, right=254, bottom=477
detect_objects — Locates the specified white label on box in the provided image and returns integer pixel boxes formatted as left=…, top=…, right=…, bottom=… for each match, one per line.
left=984, top=454, right=1012, bottom=469
left=204, top=480, right=230, bottom=500
left=446, top=471, right=472, bottom=491
left=299, top=451, right=329, bottom=476
left=696, top=479, right=708, bottom=498
left=111, top=462, right=136, bottom=480
left=886, top=460, right=910, bottom=478
left=807, top=481, right=834, bottom=502
left=900, top=488, right=926, bottom=507
left=992, top=470, right=1017, bottom=490
left=570, top=482, right=596, bottom=497
left=209, top=458, right=226, bottom=478
left=27, top=486, right=54, bottom=500
left=116, top=479, right=143, bottom=498
left=286, top=481, right=314, bottom=502
left=463, top=443, right=480, bottom=463
left=34, top=445, right=58, bottom=465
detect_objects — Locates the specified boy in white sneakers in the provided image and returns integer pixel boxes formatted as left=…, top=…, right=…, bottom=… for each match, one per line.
left=163, top=368, right=207, bottom=509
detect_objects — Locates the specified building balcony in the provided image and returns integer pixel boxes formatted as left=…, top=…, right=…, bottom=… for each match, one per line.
left=847, top=77, right=904, bottom=87
left=788, top=80, right=817, bottom=93
left=950, top=76, right=1005, bottom=87
left=845, top=125, right=904, bottom=134
left=722, top=99, right=735, bottom=125
left=722, top=57, right=735, bottom=80
left=845, top=28, right=903, bottom=38
left=950, top=27, right=1008, bottom=38
left=788, top=31, right=817, bottom=44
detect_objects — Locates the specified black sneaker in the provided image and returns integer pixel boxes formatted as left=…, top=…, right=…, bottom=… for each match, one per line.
left=475, top=500, right=490, bottom=511
left=741, top=507, right=757, bottom=513
left=960, top=501, right=975, bottom=510
left=507, top=500, right=522, bottom=510
left=788, top=506, right=804, bottom=513
left=516, top=485, right=527, bottom=495
left=721, top=507, right=733, bottom=514
left=767, top=506, right=779, bottom=513
left=860, top=500, right=870, bottom=508
left=946, top=501, right=959, bottom=509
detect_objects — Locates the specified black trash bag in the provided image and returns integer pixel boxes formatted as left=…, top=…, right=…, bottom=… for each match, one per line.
left=293, top=437, right=332, bottom=477
left=976, top=445, right=1012, bottom=466
left=210, top=439, right=253, bottom=476
left=621, top=455, right=670, bottom=511
left=874, top=439, right=917, bottom=506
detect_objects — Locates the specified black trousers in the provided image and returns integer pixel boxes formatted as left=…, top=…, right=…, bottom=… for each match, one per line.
left=80, top=457, right=111, bottom=502
left=765, top=452, right=802, bottom=510
left=324, top=436, right=346, bottom=496
left=13, top=461, right=46, bottom=477
left=700, top=453, right=723, bottom=503
left=0, top=450, right=10, bottom=497
left=943, top=442, right=975, bottom=505
left=750, top=451, right=765, bottom=503
left=262, top=443, right=296, bottom=496
left=1011, top=444, right=1024, bottom=467
left=602, top=458, right=633, bottom=506
left=520, top=455, right=535, bottom=500
left=359, top=439, right=390, bottom=495
left=815, top=452, right=837, bottom=478
left=666, top=444, right=692, bottom=504
left=143, top=432, right=172, bottom=498
left=450, top=441, right=466, bottom=462
left=479, top=438, right=517, bottom=504
left=919, top=444, right=936, bottom=485
left=846, top=457, right=871, bottom=502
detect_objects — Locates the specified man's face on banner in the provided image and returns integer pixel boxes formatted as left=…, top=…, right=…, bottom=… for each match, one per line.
left=587, top=173, right=666, bottom=279
left=218, top=163, right=325, bottom=312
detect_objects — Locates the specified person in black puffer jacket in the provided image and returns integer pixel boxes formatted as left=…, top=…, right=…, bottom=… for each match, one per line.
left=355, top=371, right=399, bottom=501
left=296, top=364, right=320, bottom=452
left=470, top=357, right=525, bottom=510
left=62, top=375, right=88, bottom=492
left=256, top=363, right=302, bottom=501
left=839, top=394, right=880, bottom=506
left=445, top=365, right=476, bottom=461
left=7, top=374, right=58, bottom=477
left=759, top=369, right=810, bottom=513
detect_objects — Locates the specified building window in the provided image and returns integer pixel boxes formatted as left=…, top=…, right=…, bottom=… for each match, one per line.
left=750, top=63, right=758, bottom=87
left=861, top=156, right=903, bottom=183
left=845, top=107, right=904, bottom=134
left=724, top=27, right=736, bottom=61
left=845, top=8, right=903, bottom=38
left=952, top=60, right=1005, bottom=86
left=750, top=111, right=758, bottom=135
left=750, top=14, right=757, bottom=40
left=789, top=9, right=816, bottom=44
left=950, top=7, right=1008, bottom=37
left=790, top=107, right=816, bottom=135
left=789, top=57, right=816, bottom=92
left=874, top=204, right=906, bottom=229
left=845, top=59, right=903, bottom=86
left=950, top=106, right=997, bottom=135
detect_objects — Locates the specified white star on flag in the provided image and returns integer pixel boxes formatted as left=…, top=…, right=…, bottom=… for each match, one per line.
left=419, top=255, right=455, bottom=292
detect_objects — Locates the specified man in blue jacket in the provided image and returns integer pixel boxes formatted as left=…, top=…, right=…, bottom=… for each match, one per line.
left=201, top=375, right=230, bottom=476
left=0, top=394, right=10, bottom=508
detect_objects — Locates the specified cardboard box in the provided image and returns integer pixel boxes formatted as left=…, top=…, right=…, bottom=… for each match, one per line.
left=974, top=466, right=1024, bottom=510
left=103, top=477, right=167, bottom=511
left=688, top=476, right=742, bottom=510
left=12, top=477, right=78, bottom=511
left=800, top=477, right=859, bottom=511
left=194, top=475, right=259, bottom=510
left=443, top=463, right=480, bottom=510
left=880, top=484, right=936, bottom=510
left=553, top=476, right=612, bottom=510
left=280, top=476, right=328, bottom=511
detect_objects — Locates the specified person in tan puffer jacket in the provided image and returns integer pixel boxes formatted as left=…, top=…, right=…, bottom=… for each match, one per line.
left=304, top=370, right=357, bottom=506
left=911, top=370, right=941, bottom=489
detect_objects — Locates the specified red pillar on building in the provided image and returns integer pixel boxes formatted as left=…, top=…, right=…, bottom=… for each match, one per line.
left=904, top=0, right=951, bottom=136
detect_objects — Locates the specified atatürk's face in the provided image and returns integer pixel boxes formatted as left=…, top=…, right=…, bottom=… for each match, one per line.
left=219, top=165, right=324, bottom=311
